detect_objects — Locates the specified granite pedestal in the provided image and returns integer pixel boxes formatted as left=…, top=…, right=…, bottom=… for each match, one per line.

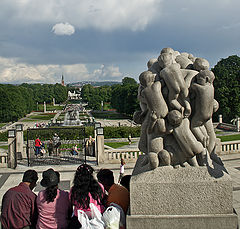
left=127, top=156, right=238, bottom=229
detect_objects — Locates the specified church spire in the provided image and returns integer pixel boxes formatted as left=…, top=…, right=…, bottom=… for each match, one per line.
left=61, top=74, right=65, bottom=86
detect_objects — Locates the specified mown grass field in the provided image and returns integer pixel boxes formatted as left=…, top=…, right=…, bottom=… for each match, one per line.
left=91, top=112, right=130, bottom=120
left=38, top=104, right=63, bottom=112
left=217, top=134, right=240, bottom=142
left=27, top=114, right=56, bottom=120
left=105, top=141, right=132, bottom=148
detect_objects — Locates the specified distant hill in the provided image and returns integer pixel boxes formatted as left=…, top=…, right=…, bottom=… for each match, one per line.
left=69, top=81, right=121, bottom=87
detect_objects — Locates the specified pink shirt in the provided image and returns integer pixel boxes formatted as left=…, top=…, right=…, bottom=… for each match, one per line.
left=36, top=189, right=70, bottom=229
left=70, top=183, right=105, bottom=216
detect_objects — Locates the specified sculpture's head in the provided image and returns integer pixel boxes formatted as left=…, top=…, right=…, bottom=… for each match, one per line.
left=139, top=71, right=155, bottom=87
left=196, top=70, right=215, bottom=85
left=160, top=47, right=174, bottom=55
left=158, top=52, right=174, bottom=68
left=147, top=58, right=158, bottom=69
left=193, top=58, right=210, bottom=71
left=167, top=110, right=183, bottom=127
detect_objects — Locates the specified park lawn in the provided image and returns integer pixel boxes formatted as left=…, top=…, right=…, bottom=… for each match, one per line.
left=38, top=104, right=63, bottom=112
left=27, top=114, right=56, bottom=120
left=21, top=119, right=40, bottom=122
left=0, top=123, right=6, bottom=128
left=105, top=142, right=131, bottom=148
left=91, top=112, right=130, bottom=120
left=217, top=134, right=240, bottom=142
left=0, top=145, right=8, bottom=150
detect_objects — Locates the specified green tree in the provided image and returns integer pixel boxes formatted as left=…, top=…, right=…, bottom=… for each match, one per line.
left=81, top=84, right=112, bottom=110
left=111, top=80, right=139, bottom=116
left=122, top=77, right=137, bottom=86
left=212, top=55, right=240, bottom=122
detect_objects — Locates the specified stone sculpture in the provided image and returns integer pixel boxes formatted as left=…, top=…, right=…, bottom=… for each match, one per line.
left=134, top=47, right=220, bottom=169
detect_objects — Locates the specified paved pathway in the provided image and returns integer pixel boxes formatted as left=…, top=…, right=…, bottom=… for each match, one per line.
left=0, top=152, right=240, bottom=227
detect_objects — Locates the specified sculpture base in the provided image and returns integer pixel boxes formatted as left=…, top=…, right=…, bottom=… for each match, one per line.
left=127, top=214, right=238, bottom=229
left=127, top=155, right=238, bottom=229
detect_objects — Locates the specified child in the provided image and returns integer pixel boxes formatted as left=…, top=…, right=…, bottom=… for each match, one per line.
left=118, top=159, right=126, bottom=183
left=128, top=134, right=132, bottom=145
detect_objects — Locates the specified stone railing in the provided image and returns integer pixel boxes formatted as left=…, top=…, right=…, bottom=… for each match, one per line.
left=104, top=148, right=143, bottom=164
left=219, top=140, right=240, bottom=155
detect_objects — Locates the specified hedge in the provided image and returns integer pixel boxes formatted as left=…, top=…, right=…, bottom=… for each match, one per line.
left=0, top=125, right=141, bottom=142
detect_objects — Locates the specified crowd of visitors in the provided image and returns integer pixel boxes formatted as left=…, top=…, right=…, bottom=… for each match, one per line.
left=0, top=164, right=131, bottom=229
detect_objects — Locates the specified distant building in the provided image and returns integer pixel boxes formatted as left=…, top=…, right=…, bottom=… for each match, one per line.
left=61, top=74, right=65, bottom=86
left=68, top=91, right=81, bottom=100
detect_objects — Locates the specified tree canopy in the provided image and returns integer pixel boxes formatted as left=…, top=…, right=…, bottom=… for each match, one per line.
left=81, top=77, right=139, bottom=116
left=0, top=83, right=68, bottom=122
left=212, top=55, right=240, bottom=122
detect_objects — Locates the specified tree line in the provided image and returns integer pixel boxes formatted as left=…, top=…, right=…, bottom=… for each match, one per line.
left=0, top=83, right=68, bottom=122
left=81, top=56, right=240, bottom=123
left=81, top=77, right=139, bottom=116
left=0, top=55, right=239, bottom=124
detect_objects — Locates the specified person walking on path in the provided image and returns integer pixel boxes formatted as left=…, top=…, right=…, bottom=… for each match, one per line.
left=53, top=133, right=61, bottom=156
left=118, top=158, right=126, bottom=184
left=36, top=168, right=71, bottom=229
left=1, top=170, right=39, bottom=229
left=128, top=134, right=132, bottom=145
left=47, top=139, right=54, bottom=156
left=35, top=136, right=42, bottom=156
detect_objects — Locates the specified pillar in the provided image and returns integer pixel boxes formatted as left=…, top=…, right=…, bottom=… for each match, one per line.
left=219, top=114, right=222, bottom=123
left=44, top=101, right=46, bottom=113
left=96, top=135, right=105, bottom=164
left=237, top=118, right=240, bottom=132
left=8, top=129, right=17, bottom=169
left=16, top=125, right=24, bottom=159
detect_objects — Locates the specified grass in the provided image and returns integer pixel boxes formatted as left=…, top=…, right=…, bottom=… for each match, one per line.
left=0, top=145, right=8, bottom=150
left=27, top=114, right=56, bottom=120
left=91, top=112, right=130, bottom=120
left=105, top=142, right=131, bottom=148
left=38, top=104, right=63, bottom=111
left=21, top=119, right=42, bottom=122
left=217, top=134, right=240, bottom=142
left=0, top=123, right=7, bottom=128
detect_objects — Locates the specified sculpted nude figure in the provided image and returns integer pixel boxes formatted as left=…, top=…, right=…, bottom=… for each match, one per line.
left=190, top=70, right=219, bottom=154
left=137, top=71, right=169, bottom=169
left=159, top=52, right=191, bottom=117
left=139, top=71, right=168, bottom=134
left=166, top=110, right=204, bottom=158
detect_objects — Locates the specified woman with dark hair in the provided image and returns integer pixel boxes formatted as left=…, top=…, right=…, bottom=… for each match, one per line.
left=36, top=169, right=71, bottom=229
left=70, top=163, right=106, bottom=217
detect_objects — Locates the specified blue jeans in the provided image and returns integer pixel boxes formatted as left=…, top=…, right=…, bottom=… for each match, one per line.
left=35, top=146, right=40, bottom=155
left=72, top=150, right=78, bottom=155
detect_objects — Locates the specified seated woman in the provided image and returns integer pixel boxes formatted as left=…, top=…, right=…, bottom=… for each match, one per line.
left=70, top=164, right=106, bottom=218
left=71, top=145, right=78, bottom=156
left=36, top=169, right=71, bottom=229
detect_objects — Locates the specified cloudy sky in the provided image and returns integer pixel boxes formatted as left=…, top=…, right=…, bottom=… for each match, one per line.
left=0, top=0, right=239, bottom=84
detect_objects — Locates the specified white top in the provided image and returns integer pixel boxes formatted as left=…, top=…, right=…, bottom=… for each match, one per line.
left=120, top=164, right=124, bottom=174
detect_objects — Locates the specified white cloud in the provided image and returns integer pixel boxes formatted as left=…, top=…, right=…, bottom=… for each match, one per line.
left=0, top=0, right=162, bottom=31
left=0, top=57, right=123, bottom=83
left=52, top=22, right=75, bottom=35
left=92, top=64, right=122, bottom=80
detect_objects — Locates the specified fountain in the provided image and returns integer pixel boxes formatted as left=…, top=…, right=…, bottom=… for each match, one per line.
left=63, top=107, right=81, bottom=126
